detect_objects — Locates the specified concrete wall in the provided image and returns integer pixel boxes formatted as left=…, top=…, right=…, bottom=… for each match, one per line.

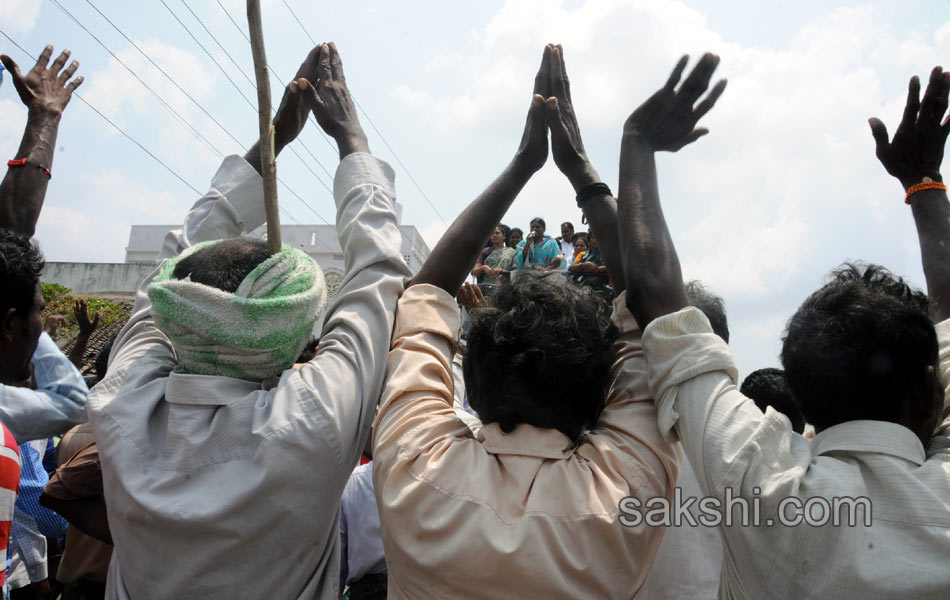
left=44, top=262, right=155, bottom=294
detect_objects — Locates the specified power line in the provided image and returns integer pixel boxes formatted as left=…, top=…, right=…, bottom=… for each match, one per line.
left=0, top=30, right=202, bottom=195
left=281, top=0, right=447, bottom=226
left=51, top=0, right=224, bottom=158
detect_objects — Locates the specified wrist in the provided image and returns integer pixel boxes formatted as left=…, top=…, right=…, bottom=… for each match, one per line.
left=567, top=163, right=601, bottom=193
left=900, top=173, right=943, bottom=192
left=336, top=132, right=370, bottom=159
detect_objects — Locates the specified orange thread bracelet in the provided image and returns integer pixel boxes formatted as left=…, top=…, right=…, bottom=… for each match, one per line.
left=905, top=179, right=947, bottom=204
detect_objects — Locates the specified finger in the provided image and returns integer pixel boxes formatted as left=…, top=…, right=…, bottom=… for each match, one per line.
left=58, top=60, right=79, bottom=85
left=674, top=128, right=709, bottom=150
left=66, top=75, right=84, bottom=92
left=868, top=117, right=890, bottom=153
left=900, top=75, right=921, bottom=130
left=49, top=48, right=71, bottom=74
left=918, top=66, right=943, bottom=125
left=533, top=45, right=551, bottom=97
left=92, top=313, right=101, bottom=328
left=317, top=43, right=332, bottom=83
left=34, top=44, right=53, bottom=71
left=694, top=78, right=727, bottom=120
left=301, top=79, right=325, bottom=113
left=932, top=70, right=949, bottom=127
left=328, top=42, right=345, bottom=82
left=679, top=53, right=719, bottom=104
left=550, top=46, right=568, bottom=102
left=0, top=55, right=22, bottom=80
left=556, top=43, right=573, bottom=104
left=296, top=44, right=322, bottom=80
left=664, top=55, right=689, bottom=93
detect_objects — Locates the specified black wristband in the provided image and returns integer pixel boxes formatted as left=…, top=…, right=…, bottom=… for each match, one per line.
left=576, top=182, right=611, bottom=207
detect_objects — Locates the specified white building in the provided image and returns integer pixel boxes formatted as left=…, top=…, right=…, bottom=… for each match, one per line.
left=124, top=206, right=430, bottom=300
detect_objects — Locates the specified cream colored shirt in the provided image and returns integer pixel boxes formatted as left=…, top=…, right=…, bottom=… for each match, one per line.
left=643, top=307, right=950, bottom=599
left=373, top=286, right=680, bottom=599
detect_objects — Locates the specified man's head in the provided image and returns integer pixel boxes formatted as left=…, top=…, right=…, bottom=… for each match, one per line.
left=529, top=218, right=546, bottom=240
left=463, top=273, right=619, bottom=442
left=781, top=264, right=941, bottom=443
left=561, top=221, right=574, bottom=241
left=685, top=280, right=729, bottom=343
left=740, top=368, right=805, bottom=434
left=0, top=230, right=45, bottom=384
left=148, top=237, right=325, bottom=380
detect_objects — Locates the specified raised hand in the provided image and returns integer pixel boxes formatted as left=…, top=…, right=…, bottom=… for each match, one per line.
left=543, top=44, right=598, bottom=190
left=512, top=47, right=551, bottom=175
left=43, top=314, right=66, bottom=336
left=73, top=299, right=100, bottom=338
left=458, top=282, right=489, bottom=313
left=623, top=53, right=727, bottom=152
left=302, top=42, right=369, bottom=159
left=0, top=45, right=83, bottom=116
left=869, top=66, right=950, bottom=189
left=272, top=45, right=323, bottom=153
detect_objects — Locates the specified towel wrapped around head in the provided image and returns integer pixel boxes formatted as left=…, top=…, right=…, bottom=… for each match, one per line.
left=147, top=240, right=326, bottom=380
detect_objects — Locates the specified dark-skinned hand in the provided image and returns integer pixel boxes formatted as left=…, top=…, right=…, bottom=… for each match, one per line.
left=74, top=298, right=101, bottom=338
left=458, top=282, right=489, bottom=313
left=623, top=53, right=727, bottom=152
left=512, top=47, right=552, bottom=175
left=869, top=66, right=950, bottom=189
left=0, top=44, right=83, bottom=116
left=543, top=44, right=598, bottom=189
left=273, top=45, right=323, bottom=152
left=301, top=42, right=368, bottom=156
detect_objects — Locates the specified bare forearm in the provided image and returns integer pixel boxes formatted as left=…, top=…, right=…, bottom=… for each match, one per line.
left=580, top=194, right=624, bottom=293
left=68, top=334, right=91, bottom=370
left=0, top=111, right=62, bottom=236
left=908, top=186, right=950, bottom=321
left=618, top=134, right=688, bottom=326
left=412, top=161, right=533, bottom=293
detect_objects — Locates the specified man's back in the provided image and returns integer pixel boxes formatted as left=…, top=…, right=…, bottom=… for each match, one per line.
left=88, top=151, right=409, bottom=600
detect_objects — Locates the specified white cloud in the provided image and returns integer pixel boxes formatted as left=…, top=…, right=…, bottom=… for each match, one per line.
left=0, top=0, right=41, bottom=34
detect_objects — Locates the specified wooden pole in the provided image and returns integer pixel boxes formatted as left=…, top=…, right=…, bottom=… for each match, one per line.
left=246, top=0, right=281, bottom=255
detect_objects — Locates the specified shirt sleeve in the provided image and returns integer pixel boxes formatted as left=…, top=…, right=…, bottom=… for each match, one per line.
left=372, top=284, right=472, bottom=479
left=43, top=442, right=102, bottom=501
left=0, top=332, right=88, bottom=443
left=582, top=292, right=680, bottom=504
left=106, top=155, right=265, bottom=374
left=15, top=441, right=66, bottom=539
left=642, top=307, right=813, bottom=501
left=292, top=153, right=412, bottom=470
left=928, top=319, right=950, bottom=446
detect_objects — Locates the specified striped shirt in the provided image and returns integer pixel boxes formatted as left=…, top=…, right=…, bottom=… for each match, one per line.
left=0, top=424, right=23, bottom=594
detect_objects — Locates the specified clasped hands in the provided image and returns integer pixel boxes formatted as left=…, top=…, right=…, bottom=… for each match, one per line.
left=513, top=44, right=727, bottom=187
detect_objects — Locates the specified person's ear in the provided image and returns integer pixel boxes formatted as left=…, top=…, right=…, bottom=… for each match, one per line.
left=0, top=308, right=18, bottom=344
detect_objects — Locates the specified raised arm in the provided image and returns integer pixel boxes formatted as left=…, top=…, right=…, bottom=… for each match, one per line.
left=618, top=54, right=726, bottom=328
left=0, top=45, right=83, bottom=236
left=302, top=42, right=370, bottom=160
left=543, top=44, right=624, bottom=291
left=869, top=67, right=950, bottom=321
left=409, top=47, right=551, bottom=293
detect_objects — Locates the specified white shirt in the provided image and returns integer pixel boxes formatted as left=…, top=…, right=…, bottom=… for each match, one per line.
left=639, top=457, right=723, bottom=599
left=339, top=463, right=386, bottom=586
left=643, top=307, right=950, bottom=599
left=87, top=153, right=409, bottom=600
left=0, top=332, right=87, bottom=443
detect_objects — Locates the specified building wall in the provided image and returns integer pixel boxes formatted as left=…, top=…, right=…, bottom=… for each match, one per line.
left=43, top=262, right=155, bottom=294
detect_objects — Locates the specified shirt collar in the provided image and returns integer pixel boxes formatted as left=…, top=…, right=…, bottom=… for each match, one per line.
left=477, top=423, right=574, bottom=459
left=811, top=420, right=926, bottom=466
left=165, top=369, right=263, bottom=406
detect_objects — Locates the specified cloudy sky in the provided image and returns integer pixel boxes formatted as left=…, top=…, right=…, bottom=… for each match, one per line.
left=2, top=0, right=948, bottom=376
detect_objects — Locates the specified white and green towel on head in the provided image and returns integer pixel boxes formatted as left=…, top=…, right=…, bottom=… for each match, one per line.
left=148, top=240, right=326, bottom=380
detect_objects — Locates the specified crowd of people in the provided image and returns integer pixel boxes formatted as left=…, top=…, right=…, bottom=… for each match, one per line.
left=0, top=32, right=949, bottom=600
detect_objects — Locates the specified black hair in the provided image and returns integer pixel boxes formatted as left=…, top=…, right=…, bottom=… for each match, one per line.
left=781, top=264, right=936, bottom=431
left=508, top=228, right=524, bottom=246
left=463, top=272, right=619, bottom=442
left=0, top=230, right=45, bottom=315
left=529, top=217, right=546, bottom=229
left=685, top=280, right=729, bottom=343
left=571, top=232, right=588, bottom=245
left=561, top=221, right=574, bottom=231
left=740, top=368, right=805, bottom=434
left=496, top=224, right=512, bottom=248
left=295, top=337, right=320, bottom=363
left=173, top=238, right=270, bottom=293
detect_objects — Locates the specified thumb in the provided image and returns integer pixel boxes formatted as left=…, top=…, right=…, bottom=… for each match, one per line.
left=544, top=97, right=568, bottom=143
left=868, top=118, right=889, bottom=150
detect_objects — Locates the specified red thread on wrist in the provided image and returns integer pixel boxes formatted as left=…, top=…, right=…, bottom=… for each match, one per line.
left=7, top=158, right=51, bottom=179
left=905, top=181, right=947, bottom=204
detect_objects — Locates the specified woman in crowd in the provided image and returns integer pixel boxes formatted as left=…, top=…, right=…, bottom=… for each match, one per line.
left=472, top=224, right=516, bottom=286
left=569, top=231, right=609, bottom=294
left=507, top=227, right=523, bottom=248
